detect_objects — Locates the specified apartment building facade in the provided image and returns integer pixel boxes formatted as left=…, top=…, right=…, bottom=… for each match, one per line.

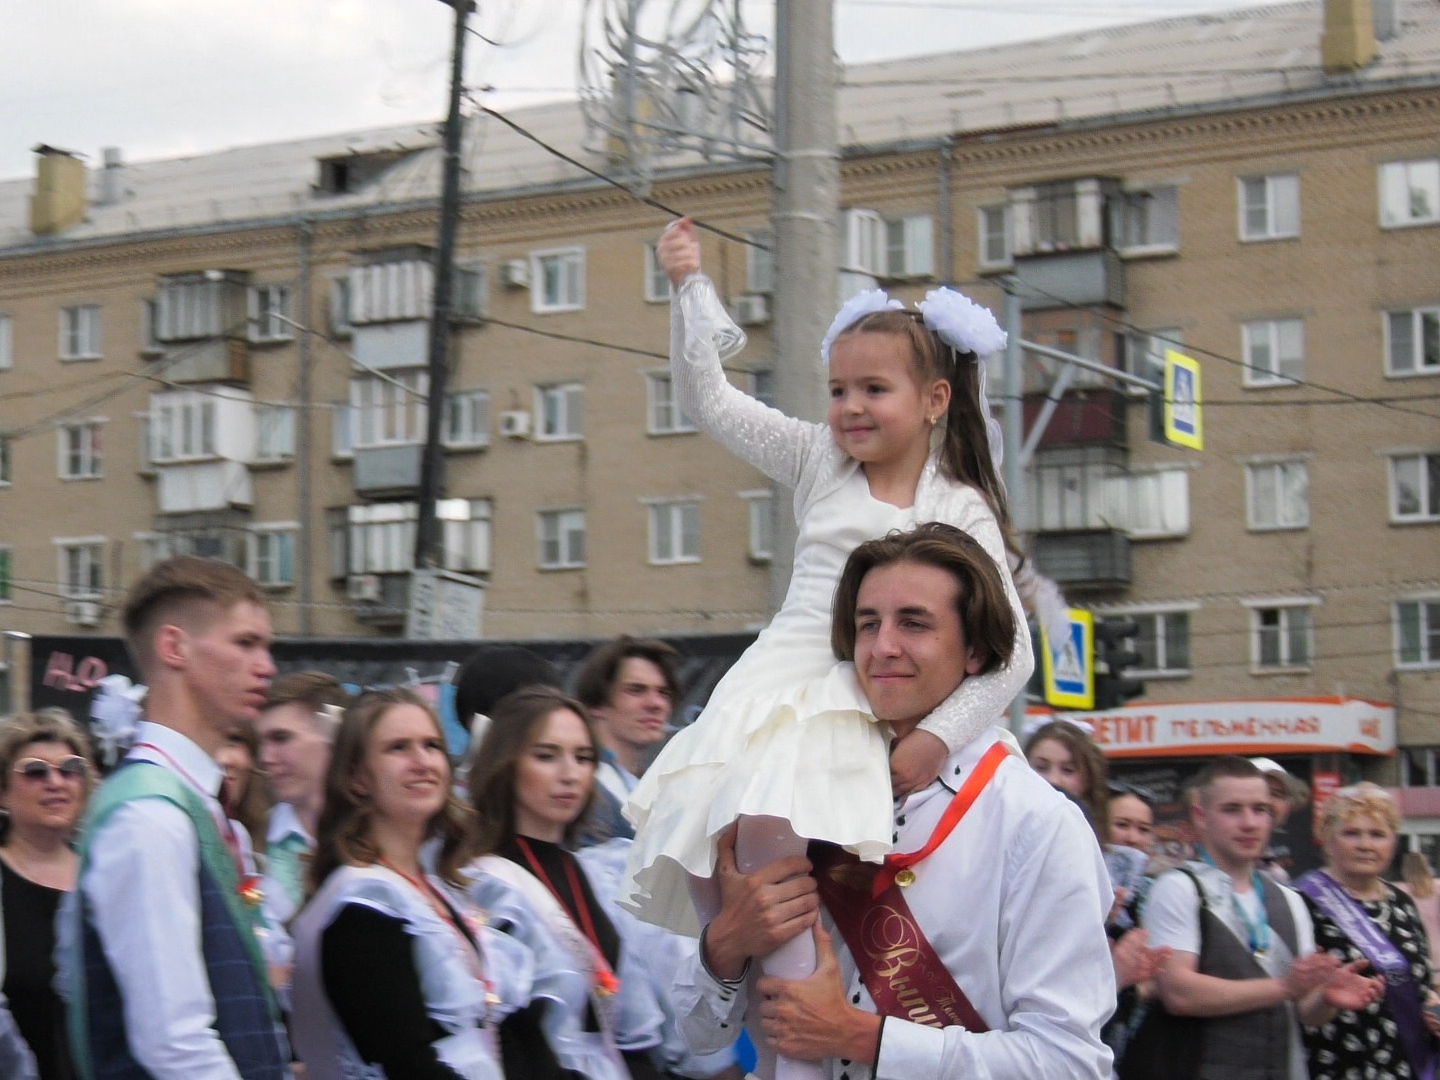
left=1, top=1, right=1437, bottom=801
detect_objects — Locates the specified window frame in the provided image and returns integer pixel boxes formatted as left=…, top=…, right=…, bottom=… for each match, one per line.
left=645, top=498, right=702, bottom=565
left=1388, top=452, right=1440, bottom=523
left=346, top=502, right=418, bottom=576
left=444, top=389, right=491, bottom=449
left=740, top=489, right=774, bottom=563
left=0, top=436, right=10, bottom=486
left=534, top=383, right=585, bottom=442
left=1103, top=604, right=1197, bottom=678
left=1245, top=598, right=1318, bottom=673
left=643, top=244, right=673, bottom=304
left=977, top=205, right=1012, bottom=270
left=1379, top=159, right=1440, bottom=230
left=1238, top=173, right=1300, bottom=242
left=645, top=372, right=696, bottom=436
left=59, top=304, right=102, bottom=361
left=248, top=284, right=294, bottom=343
left=530, top=247, right=586, bottom=314
left=883, top=214, right=935, bottom=280
left=0, top=312, right=12, bottom=371
left=1383, top=306, right=1440, bottom=378
left=1114, top=186, right=1180, bottom=256
left=453, top=262, right=489, bottom=322
left=253, top=404, right=296, bottom=464
left=746, top=230, right=775, bottom=295
left=438, top=497, right=492, bottom=574
left=1241, top=318, right=1305, bottom=387
left=54, top=537, right=107, bottom=600
left=57, top=419, right=104, bottom=480
left=249, top=523, right=298, bottom=589
left=349, top=370, right=429, bottom=449
left=537, top=508, right=586, bottom=570
left=329, top=275, right=354, bottom=338
left=1395, top=596, right=1440, bottom=670
left=0, top=545, right=11, bottom=604
left=1244, top=458, right=1309, bottom=531
left=149, top=394, right=218, bottom=465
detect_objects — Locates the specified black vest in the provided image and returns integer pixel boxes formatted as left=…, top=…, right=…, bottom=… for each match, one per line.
left=1196, top=872, right=1300, bottom=1080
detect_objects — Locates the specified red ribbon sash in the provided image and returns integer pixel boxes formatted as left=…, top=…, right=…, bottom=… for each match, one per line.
left=811, top=741, right=1011, bottom=1033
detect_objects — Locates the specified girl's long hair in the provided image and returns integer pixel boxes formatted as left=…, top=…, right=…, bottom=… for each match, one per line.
left=836, top=311, right=1024, bottom=571
left=309, top=687, right=473, bottom=894
left=466, top=685, right=600, bottom=858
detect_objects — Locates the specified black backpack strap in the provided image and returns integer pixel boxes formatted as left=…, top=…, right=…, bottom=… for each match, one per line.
left=1174, top=865, right=1209, bottom=953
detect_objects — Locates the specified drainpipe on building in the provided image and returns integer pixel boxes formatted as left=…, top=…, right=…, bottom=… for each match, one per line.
left=296, top=220, right=314, bottom=635
left=938, top=136, right=954, bottom=286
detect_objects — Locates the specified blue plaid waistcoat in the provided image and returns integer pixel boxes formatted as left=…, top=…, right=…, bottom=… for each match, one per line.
left=70, top=762, right=285, bottom=1080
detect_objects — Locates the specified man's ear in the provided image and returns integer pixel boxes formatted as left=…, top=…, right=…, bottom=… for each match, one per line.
left=152, top=623, right=189, bottom=672
left=962, top=647, right=987, bottom=677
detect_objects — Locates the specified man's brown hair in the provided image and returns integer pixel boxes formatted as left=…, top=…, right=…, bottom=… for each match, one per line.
left=121, top=556, right=267, bottom=674
left=1192, top=755, right=1267, bottom=807
left=262, top=671, right=354, bottom=735
left=573, top=635, right=681, bottom=711
left=830, top=522, right=1016, bottom=673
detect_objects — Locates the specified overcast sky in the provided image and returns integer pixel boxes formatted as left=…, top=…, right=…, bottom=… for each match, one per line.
left=1, top=0, right=1264, bottom=181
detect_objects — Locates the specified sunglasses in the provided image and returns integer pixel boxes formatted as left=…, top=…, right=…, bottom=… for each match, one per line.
left=13, top=756, right=87, bottom=782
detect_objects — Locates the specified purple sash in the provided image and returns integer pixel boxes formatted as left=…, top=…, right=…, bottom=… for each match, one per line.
left=1296, top=870, right=1437, bottom=1080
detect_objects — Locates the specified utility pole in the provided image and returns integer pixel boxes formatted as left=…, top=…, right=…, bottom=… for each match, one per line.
left=767, top=0, right=839, bottom=614
left=415, top=0, right=471, bottom=569
left=1003, top=283, right=1027, bottom=736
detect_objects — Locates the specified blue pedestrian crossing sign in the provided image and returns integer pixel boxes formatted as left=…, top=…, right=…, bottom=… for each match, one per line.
left=1163, top=349, right=1203, bottom=450
left=1041, top=608, right=1094, bottom=710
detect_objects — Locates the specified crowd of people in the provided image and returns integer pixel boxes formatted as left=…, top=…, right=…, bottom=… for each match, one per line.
left=0, top=219, right=1437, bottom=1080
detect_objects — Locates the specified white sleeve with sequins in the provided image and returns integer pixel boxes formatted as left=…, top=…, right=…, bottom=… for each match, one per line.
left=916, top=487, right=1036, bottom=752
left=672, top=273, right=826, bottom=489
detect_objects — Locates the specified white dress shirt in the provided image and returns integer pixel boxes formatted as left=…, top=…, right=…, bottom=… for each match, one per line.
left=674, top=728, right=1116, bottom=1080
left=79, top=721, right=250, bottom=1080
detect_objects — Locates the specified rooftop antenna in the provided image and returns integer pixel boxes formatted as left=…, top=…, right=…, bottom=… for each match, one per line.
left=579, top=0, right=772, bottom=192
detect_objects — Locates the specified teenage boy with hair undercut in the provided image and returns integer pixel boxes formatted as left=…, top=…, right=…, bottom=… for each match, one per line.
left=1141, top=756, right=1383, bottom=1080
left=61, top=556, right=287, bottom=1080
left=676, top=523, right=1117, bottom=1080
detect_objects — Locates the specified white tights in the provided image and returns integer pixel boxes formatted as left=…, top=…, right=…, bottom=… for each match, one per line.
left=692, top=816, right=827, bottom=1080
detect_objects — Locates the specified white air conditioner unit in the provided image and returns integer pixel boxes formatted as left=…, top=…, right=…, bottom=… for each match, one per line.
left=347, top=574, right=382, bottom=602
left=65, top=600, right=101, bottom=627
left=499, top=410, right=532, bottom=438
left=500, top=259, right=530, bottom=288
left=733, top=294, right=771, bottom=326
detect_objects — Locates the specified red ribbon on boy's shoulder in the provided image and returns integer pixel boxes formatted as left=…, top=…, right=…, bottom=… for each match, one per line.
left=811, top=740, right=1010, bottom=1034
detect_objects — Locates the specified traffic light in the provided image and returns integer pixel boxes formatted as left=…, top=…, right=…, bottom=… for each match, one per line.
left=1094, top=617, right=1146, bottom=710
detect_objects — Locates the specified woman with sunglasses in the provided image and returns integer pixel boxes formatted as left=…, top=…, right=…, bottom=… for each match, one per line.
left=0, top=711, right=94, bottom=1080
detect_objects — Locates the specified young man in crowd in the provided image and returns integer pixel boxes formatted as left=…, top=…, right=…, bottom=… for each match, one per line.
left=676, top=523, right=1118, bottom=1080
left=63, top=556, right=287, bottom=1080
left=1144, top=756, right=1382, bottom=1080
left=574, top=635, right=682, bottom=844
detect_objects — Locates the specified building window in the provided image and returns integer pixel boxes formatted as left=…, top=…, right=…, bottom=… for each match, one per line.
left=741, top=490, right=773, bottom=562
left=439, top=497, right=492, bottom=573
left=59, top=305, right=101, bottom=360
left=454, top=263, right=488, bottom=321
left=746, top=231, right=774, bottom=294
left=531, top=248, right=585, bottom=313
left=350, top=371, right=428, bottom=448
left=1032, top=181, right=1080, bottom=251
left=445, top=390, right=490, bottom=448
left=1401, top=747, right=1440, bottom=787
left=1239, top=174, right=1300, bottom=241
left=140, top=299, right=162, bottom=355
left=1246, top=460, right=1308, bottom=530
left=1113, top=186, right=1180, bottom=253
left=254, top=405, right=295, bottom=463
left=538, top=509, right=586, bottom=569
left=329, top=277, right=354, bottom=337
left=58, top=421, right=103, bottom=479
left=150, top=396, right=216, bottom=463
left=331, top=404, right=353, bottom=459
left=0, top=313, right=11, bottom=370
left=0, top=547, right=10, bottom=603
left=1250, top=602, right=1314, bottom=671
left=1380, top=159, right=1440, bottom=229
left=250, top=526, right=296, bottom=588
left=349, top=257, right=434, bottom=324
left=1397, top=599, right=1440, bottom=669
left=1385, top=307, right=1440, bottom=377
left=536, top=383, right=584, bottom=441
left=748, top=369, right=774, bottom=406
left=648, top=500, right=700, bottom=564
left=643, top=244, right=673, bottom=303
left=0, top=437, right=10, bottom=485
left=58, top=540, right=105, bottom=599
left=1124, top=328, right=1183, bottom=386
left=1390, top=453, right=1440, bottom=522
left=843, top=209, right=886, bottom=276
left=978, top=205, right=1011, bottom=269
left=646, top=374, right=695, bottom=435
left=1125, top=610, right=1192, bottom=675
left=347, top=503, right=417, bottom=575
left=248, top=285, right=293, bottom=342
left=884, top=215, right=934, bottom=279
left=1242, top=319, right=1304, bottom=386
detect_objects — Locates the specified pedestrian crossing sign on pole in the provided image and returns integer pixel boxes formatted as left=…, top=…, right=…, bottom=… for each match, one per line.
left=1041, top=608, right=1095, bottom=710
left=1163, top=349, right=1203, bottom=451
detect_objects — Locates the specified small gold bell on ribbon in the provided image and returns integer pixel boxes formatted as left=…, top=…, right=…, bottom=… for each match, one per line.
left=894, top=868, right=917, bottom=888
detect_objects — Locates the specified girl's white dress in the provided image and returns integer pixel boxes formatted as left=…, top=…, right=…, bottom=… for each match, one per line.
left=621, top=275, right=1034, bottom=936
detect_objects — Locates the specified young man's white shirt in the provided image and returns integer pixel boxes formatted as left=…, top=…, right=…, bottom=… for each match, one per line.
left=77, top=721, right=253, bottom=1080
left=1144, top=860, right=1317, bottom=1080
left=674, top=728, right=1116, bottom=1080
